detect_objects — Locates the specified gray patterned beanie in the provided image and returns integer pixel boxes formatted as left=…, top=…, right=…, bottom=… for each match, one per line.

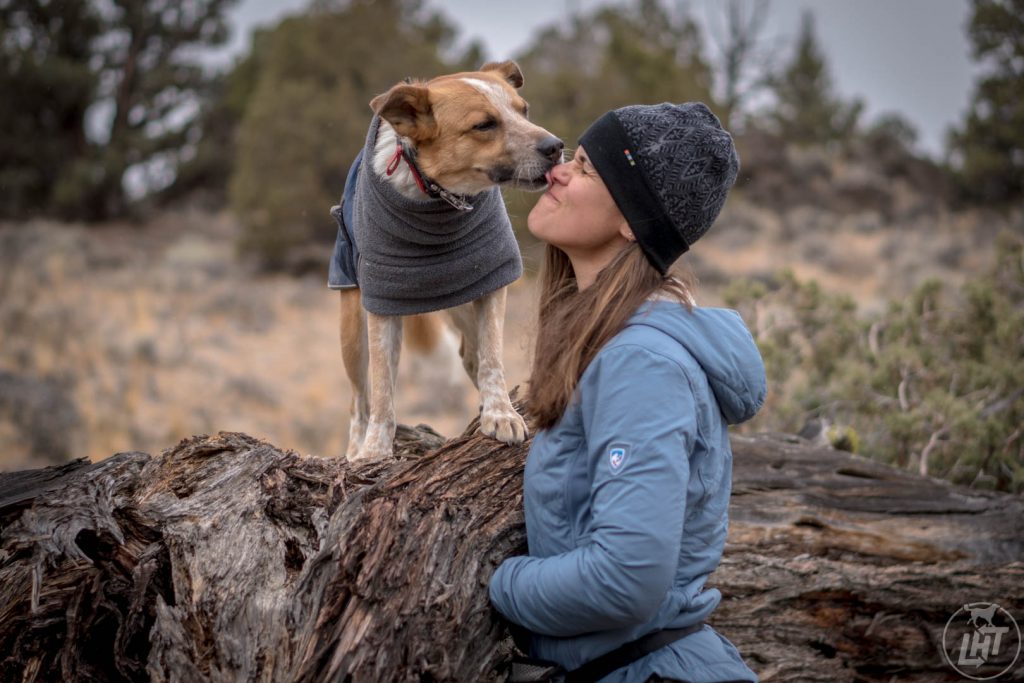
left=579, top=102, right=740, bottom=274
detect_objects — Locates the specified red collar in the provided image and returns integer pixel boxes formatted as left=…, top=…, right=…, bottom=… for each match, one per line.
left=384, top=142, right=474, bottom=212
left=385, top=142, right=430, bottom=196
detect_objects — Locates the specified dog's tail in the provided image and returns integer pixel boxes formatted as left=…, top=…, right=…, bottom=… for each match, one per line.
left=404, top=313, right=446, bottom=355
left=405, top=313, right=465, bottom=410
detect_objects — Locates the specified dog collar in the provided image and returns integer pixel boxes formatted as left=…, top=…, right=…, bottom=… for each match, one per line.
left=385, top=141, right=474, bottom=212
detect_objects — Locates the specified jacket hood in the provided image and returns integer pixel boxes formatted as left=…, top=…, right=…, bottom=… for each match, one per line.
left=628, top=301, right=767, bottom=424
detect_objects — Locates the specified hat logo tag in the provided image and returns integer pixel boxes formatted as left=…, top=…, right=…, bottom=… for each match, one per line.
left=623, top=149, right=636, bottom=167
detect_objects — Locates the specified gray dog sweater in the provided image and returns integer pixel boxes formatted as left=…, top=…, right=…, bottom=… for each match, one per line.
left=327, top=116, right=522, bottom=316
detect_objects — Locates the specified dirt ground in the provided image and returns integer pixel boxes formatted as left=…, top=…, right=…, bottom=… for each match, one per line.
left=0, top=210, right=537, bottom=467
left=0, top=198, right=1002, bottom=469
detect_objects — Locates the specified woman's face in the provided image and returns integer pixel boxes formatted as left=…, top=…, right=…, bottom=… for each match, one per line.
left=527, top=145, right=631, bottom=256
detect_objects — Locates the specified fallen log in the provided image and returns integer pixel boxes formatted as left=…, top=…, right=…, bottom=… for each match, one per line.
left=0, top=416, right=1022, bottom=682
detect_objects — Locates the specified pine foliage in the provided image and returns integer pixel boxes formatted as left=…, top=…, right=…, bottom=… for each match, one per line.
left=948, top=0, right=1024, bottom=204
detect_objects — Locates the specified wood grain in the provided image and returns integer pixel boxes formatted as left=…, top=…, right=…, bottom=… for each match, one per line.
left=1, top=421, right=1021, bottom=682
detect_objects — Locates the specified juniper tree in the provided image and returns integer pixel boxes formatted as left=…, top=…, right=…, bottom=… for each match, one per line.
left=948, top=0, right=1024, bottom=205
left=0, top=0, right=237, bottom=220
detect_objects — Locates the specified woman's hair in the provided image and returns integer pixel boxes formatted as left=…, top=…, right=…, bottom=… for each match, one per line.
left=526, top=242, right=695, bottom=430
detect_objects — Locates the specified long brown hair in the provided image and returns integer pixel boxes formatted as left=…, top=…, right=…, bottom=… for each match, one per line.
left=526, top=242, right=695, bottom=430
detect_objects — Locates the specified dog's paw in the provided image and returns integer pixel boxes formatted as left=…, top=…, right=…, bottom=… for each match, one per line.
left=350, top=444, right=393, bottom=462
left=345, top=442, right=362, bottom=460
left=351, top=426, right=394, bottom=461
left=480, top=407, right=528, bottom=445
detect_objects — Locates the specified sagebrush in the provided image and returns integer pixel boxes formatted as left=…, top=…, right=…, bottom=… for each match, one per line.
left=727, top=230, right=1024, bottom=492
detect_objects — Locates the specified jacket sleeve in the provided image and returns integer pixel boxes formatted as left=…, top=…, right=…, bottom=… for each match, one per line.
left=489, top=344, right=696, bottom=636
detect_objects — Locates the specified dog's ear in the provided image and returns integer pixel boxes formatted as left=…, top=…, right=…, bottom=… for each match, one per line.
left=370, top=84, right=436, bottom=142
left=480, top=60, right=524, bottom=89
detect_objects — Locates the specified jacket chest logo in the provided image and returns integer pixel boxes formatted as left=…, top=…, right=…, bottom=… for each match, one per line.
left=608, top=443, right=630, bottom=474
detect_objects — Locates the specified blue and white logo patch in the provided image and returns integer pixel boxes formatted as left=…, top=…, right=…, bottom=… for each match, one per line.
left=608, top=443, right=630, bottom=474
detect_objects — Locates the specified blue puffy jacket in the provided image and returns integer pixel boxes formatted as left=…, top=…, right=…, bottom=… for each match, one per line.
left=489, top=300, right=766, bottom=682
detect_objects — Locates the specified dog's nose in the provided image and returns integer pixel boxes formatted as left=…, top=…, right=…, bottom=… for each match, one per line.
left=536, top=136, right=564, bottom=163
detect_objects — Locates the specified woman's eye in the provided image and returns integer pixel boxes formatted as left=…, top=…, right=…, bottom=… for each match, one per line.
left=473, top=118, right=498, bottom=132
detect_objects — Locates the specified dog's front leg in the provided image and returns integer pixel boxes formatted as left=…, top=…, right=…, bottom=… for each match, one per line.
left=474, top=288, right=528, bottom=445
left=357, top=312, right=403, bottom=460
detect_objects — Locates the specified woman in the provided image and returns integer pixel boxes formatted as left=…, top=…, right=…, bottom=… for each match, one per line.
left=489, top=103, right=766, bottom=683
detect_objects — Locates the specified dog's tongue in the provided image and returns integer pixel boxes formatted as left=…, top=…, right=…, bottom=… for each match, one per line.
left=545, top=171, right=554, bottom=189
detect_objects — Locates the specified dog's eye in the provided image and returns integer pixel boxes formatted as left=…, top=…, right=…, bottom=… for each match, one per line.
left=473, top=118, right=498, bottom=132
left=521, top=105, right=530, bottom=118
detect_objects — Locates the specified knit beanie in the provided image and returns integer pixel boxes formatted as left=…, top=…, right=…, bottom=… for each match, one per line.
left=578, top=102, right=740, bottom=274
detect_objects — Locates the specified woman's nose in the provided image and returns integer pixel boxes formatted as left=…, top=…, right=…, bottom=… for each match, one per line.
left=550, top=161, right=572, bottom=184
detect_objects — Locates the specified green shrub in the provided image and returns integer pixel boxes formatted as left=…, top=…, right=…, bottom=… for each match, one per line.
left=727, top=230, right=1024, bottom=492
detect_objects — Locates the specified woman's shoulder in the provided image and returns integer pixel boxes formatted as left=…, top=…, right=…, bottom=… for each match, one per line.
left=593, top=312, right=697, bottom=376
left=595, top=297, right=737, bottom=374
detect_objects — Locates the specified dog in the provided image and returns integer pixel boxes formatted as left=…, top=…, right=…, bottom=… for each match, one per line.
left=329, top=61, right=563, bottom=461
left=965, top=603, right=999, bottom=629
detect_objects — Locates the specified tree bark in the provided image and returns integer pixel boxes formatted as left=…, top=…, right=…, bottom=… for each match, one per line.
left=1, top=417, right=1022, bottom=682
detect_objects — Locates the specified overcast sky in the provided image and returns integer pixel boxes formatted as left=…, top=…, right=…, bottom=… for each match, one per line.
left=219, top=0, right=977, bottom=159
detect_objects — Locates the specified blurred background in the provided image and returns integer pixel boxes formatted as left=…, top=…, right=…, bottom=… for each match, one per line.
left=0, top=0, right=1021, bottom=492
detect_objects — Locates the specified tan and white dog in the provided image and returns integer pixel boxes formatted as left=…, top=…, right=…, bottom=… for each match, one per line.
left=338, top=61, right=562, bottom=461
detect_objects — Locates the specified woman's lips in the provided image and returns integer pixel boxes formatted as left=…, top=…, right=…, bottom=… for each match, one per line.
left=542, top=174, right=560, bottom=203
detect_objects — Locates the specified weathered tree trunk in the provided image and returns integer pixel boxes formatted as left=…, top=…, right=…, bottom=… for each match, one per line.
left=1, top=416, right=1022, bottom=682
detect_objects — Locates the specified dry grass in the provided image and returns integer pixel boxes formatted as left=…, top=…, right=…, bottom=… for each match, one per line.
left=0, top=210, right=539, bottom=468
left=0, top=198, right=1001, bottom=470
